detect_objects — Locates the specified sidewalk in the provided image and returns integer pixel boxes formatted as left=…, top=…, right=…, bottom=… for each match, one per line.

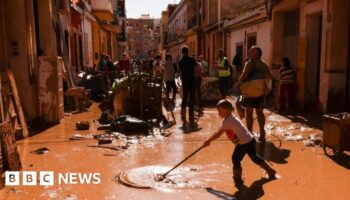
left=0, top=101, right=349, bottom=200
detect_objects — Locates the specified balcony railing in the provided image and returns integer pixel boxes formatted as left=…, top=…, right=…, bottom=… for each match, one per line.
left=187, top=14, right=200, bottom=30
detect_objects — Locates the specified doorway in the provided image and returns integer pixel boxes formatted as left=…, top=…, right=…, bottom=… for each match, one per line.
left=246, top=34, right=256, bottom=56
left=283, top=10, right=299, bottom=66
left=305, top=14, right=322, bottom=108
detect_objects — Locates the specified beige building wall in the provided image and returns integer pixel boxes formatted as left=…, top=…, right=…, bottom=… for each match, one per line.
left=229, top=20, right=271, bottom=65
left=3, top=0, right=38, bottom=119
left=272, top=0, right=349, bottom=112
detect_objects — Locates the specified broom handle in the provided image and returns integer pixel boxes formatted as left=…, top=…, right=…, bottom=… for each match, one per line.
left=162, top=144, right=205, bottom=177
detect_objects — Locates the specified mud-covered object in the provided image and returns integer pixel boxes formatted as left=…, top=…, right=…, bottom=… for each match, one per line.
left=111, top=115, right=152, bottom=135
left=79, top=71, right=107, bottom=99
left=76, top=121, right=90, bottom=130
left=98, top=110, right=114, bottom=125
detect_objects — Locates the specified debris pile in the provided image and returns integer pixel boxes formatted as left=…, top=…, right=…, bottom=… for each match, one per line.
left=264, top=122, right=323, bottom=146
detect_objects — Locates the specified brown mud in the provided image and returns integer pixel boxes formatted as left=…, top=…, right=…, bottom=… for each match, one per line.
left=0, top=103, right=349, bottom=200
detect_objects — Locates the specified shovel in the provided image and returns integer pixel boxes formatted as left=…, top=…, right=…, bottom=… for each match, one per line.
left=154, top=144, right=206, bottom=182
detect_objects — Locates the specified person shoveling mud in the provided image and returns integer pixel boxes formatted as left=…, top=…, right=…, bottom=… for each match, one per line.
left=203, top=100, right=277, bottom=188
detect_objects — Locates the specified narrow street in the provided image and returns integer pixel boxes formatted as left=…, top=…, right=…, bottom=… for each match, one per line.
left=0, top=101, right=349, bottom=200
left=1, top=0, right=350, bottom=199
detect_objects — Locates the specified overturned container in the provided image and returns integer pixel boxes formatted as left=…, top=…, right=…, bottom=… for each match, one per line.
left=323, top=113, right=350, bottom=156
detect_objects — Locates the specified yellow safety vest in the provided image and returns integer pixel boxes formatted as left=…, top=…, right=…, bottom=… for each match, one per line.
left=218, top=57, right=230, bottom=77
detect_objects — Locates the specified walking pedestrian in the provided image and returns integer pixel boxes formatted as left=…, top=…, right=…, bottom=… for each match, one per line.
left=178, top=46, right=197, bottom=132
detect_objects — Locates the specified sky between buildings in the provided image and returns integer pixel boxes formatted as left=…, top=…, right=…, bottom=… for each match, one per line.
left=126, top=0, right=181, bottom=19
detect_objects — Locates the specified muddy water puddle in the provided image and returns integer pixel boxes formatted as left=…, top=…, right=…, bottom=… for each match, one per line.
left=117, top=164, right=231, bottom=192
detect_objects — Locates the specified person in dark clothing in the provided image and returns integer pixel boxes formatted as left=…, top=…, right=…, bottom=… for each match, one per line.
left=98, top=54, right=106, bottom=71
left=178, top=46, right=197, bottom=132
left=232, top=48, right=243, bottom=75
left=105, top=55, right=116, bottom=83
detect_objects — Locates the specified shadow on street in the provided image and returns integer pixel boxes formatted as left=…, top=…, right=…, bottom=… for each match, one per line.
left=256, top=141, right=290, bottom=164
left=207, top=177, right=276, bottom=200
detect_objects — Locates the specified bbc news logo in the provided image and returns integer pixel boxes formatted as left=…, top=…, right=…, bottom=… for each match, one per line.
left=5, top=171, right=101, bottom=186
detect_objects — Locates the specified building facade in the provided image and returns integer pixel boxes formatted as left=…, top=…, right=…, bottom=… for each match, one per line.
left=127, top=16, right=158, bottom=58
left=0, top=0, right=125, bottom=133
left=164, top=0, right=350, bottom=113
left=270, top=0, right=350, bottom=112
left=168, top=0, right=188, bottom=61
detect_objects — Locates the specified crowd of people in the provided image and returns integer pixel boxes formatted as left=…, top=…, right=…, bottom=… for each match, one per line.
left=96, top=45, right=296, bottom=136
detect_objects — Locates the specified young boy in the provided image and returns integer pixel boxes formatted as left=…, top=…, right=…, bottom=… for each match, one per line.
left=204, top=99, right=276, bottom=187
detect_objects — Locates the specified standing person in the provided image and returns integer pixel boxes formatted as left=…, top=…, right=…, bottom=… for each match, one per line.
left=148, top=58, right=154, bottom=74
left=277, top=57, right=296, bottom=113
left=239, top=46, right=273, bottom=142
left=204, top=100, right=276, bottom=188
left=217, top=49, right=231, bottom=99
left=232, top=48, right=243, bottom=79
left=153, top=55, right=163, bottom=78
left=163, top=54, right=177, bottom=104
left=198, top=55, right=208, bottom=77
left=105, top=55, right=116, bottom=83
left=195, top=56, right=203, bottom=109
left=178, top=46, right=197, bottom=131
left=117, top=53, right=132, bottom=76
left=98, top=54, right=106, bottom=72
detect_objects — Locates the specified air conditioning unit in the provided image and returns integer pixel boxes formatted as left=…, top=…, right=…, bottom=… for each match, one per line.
left=55, top=0, right=69, bottom=14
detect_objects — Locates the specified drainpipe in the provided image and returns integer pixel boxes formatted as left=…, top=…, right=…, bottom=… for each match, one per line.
left=218, top=0, right=220, bottom=30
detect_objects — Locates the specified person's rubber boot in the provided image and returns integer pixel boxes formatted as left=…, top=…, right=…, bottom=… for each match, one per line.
left=233, top=168, right=244, bottom=188
left=189, top=121, right=198, bottom=132
left=258, top=162, right=276, bottom=179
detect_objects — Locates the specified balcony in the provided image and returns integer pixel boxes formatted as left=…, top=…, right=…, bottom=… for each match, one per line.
left=187, top=14, right=200, bottom=30
left=91, top=0, right=115, bottom=20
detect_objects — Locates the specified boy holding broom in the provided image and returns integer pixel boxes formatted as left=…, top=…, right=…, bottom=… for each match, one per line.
left=204, top=99, right=276, bottom=187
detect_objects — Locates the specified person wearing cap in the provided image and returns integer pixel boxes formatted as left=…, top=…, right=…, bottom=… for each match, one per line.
left=217, top=49, right=231, bottom=99
left=239, top=46, right=274, bottom=142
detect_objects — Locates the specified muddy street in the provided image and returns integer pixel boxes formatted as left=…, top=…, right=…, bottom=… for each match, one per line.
left=0, top=102, right=349, bottom=200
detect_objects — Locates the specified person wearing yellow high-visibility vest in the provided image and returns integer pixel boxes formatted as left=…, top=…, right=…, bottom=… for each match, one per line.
left=217, top=49, right=231, bottom=99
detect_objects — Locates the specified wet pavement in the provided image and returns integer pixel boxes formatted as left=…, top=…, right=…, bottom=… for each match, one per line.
left=0, top=101, right=350, bottom=200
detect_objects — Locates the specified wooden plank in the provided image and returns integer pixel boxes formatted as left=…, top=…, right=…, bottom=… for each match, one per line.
left=6, top=68, right=29, bottom=138
left=0, top=121, right=21, bottom=171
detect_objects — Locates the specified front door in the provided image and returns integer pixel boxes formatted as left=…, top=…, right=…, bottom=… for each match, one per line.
left=305, top=14, right=322, bottom=109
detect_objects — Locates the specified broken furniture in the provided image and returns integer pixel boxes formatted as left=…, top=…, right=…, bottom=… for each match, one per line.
left=323, top=113, right=350, bottom=157
left=112, top=73, right=163, bottom=124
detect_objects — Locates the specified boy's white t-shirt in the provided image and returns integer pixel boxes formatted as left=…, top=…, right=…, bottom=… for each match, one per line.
left=221, top=114, right=254, bottom=145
